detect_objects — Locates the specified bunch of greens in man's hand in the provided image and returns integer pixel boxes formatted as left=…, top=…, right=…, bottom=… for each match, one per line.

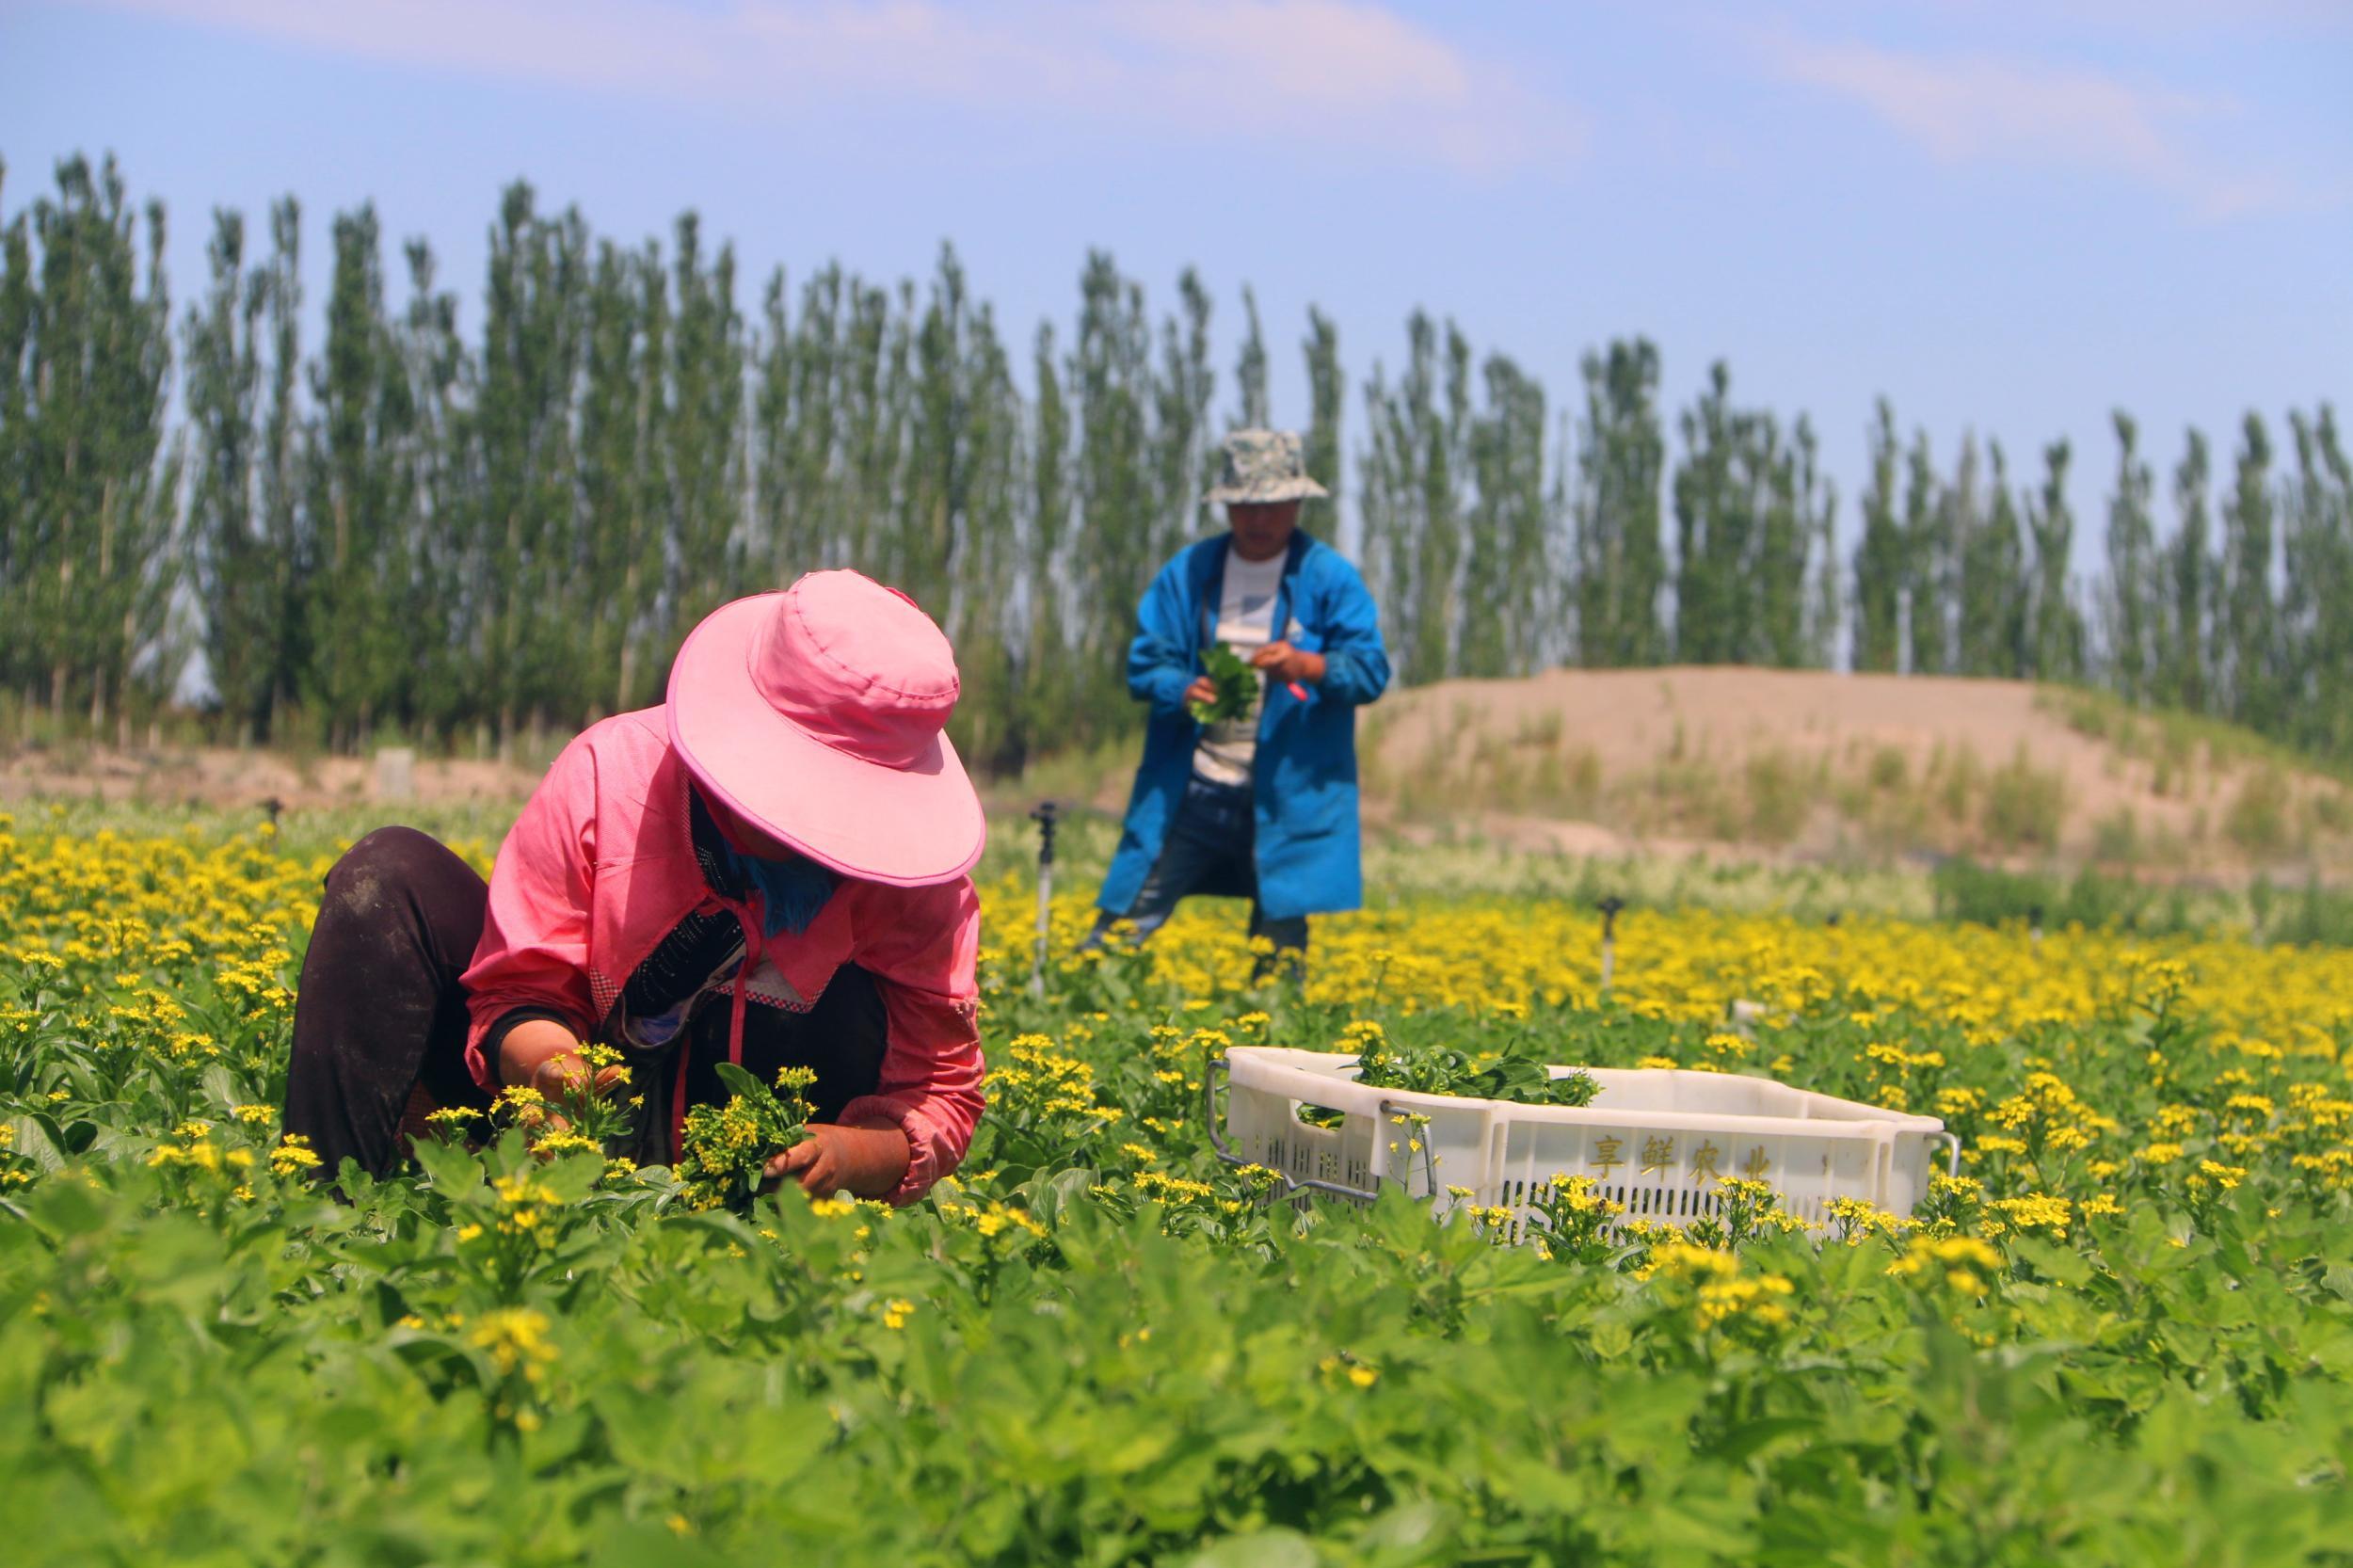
left=1189, top=643, right=1259, bottom=725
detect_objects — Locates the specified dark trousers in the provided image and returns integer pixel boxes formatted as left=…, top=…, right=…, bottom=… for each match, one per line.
left=1088, top=776, right=1307, bottom=971
left=280, top=826, right=886, bottom=1179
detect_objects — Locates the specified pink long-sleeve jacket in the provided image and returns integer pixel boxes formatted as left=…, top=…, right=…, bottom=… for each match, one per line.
left=458, top=707, right=984, bottom=1205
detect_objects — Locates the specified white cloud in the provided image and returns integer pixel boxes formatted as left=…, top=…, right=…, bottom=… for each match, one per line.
left=87, top=0, right=1580, bottom=176
left=1759, top=33, right=2303, bottom=219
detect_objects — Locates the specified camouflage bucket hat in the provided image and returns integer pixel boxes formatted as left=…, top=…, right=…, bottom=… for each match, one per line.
left=1204, top=428, right=1330, bottom=505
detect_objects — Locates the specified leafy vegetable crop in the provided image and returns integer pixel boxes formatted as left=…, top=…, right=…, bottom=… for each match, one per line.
left=5, top=816, right=2352, bottom=1566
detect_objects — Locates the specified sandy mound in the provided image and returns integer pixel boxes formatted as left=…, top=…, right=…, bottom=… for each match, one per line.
left=1362, top=667, right=2349, bottom=879
left=0, top=744, right=541, bottom=813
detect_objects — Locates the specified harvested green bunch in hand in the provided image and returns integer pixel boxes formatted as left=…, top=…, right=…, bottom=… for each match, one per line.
left=677, top=1063, right=818, bottom=1210
left=1188, top=642, right=1259, bottom=725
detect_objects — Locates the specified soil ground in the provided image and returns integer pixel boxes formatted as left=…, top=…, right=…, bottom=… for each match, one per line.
left=8, top=669, right=2345, bottom=885
left=1357, top=666, right=2349, bottom=882
left=0, top=741, right=537, bottom=814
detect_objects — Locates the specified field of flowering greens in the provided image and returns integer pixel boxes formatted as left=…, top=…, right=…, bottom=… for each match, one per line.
left=5, top=809, right=2353, bottom=1567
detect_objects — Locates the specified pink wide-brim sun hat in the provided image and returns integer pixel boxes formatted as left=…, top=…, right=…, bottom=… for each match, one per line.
left=667, top=571, right=984, bottom=887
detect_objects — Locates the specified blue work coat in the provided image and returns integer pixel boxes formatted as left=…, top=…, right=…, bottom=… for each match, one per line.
left=1098, top=531, right=1390, bottom=922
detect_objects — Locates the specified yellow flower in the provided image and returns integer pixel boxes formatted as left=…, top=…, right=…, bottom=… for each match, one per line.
left=268, top=1134, right=322, bottom=1177
left=469, top=1307, right=558, bottom=1381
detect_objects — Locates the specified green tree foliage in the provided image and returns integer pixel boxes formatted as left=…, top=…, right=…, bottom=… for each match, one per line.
left=1571, top=339, right=1666, bottom=668
left=2026, top=440, right=2084, bottom=682
left=2219, top=414, right=2277, bottom=732
left=256, top=200, right=308, bottom=737
left=2281, top=408, right=2350, bottom=760
left=392, top=235, right=473, bottom=741
left=1231, top=284, right=1268, bottom=431
left=475, top=184, right=590, bottom=754
left=6, top=154, right=2348, bottom=769
left=2098, top=412, right=2157, bottom=703
left=1851, top=402, right=1903, bottom=674
left=1360, top=312, right=1469, bottom=683
left=2162, top=430, right=2214, bottom=714
left=661, top=212, right=744, bottom=657
left=1958, top=440, right=2027, bottom=679
left=1069, top=252, right=1158, bottom=732
left=1018, top=320, right=1072, bottom=766
left=906, top=247, right=1023, bottom=771
left=0, top=161, right=29, bottom=702
left=584, top=238, right=666, bottom=718
left=1799, top=419, right=1841, bottom=669
left=1938, top=435, right=1982, bottom=675
left=1668, top=364, right=1831, bottom=669
left=184, top=207, right=270, bottom=740
left=1301, top=307, right=1341, bottom=517
left=1458, top=354, right=1552, bottom=677
left=2, top=155, right=181, bottom=736
left=303, top=204, right=415, bottom=751
left=1671, top=361, right=1741, bottom=664
left=1902, top=428, right=1955, bottom=675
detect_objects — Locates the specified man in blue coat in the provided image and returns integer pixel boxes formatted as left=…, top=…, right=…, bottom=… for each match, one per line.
left=1091, top=428, right=1390, bottom=972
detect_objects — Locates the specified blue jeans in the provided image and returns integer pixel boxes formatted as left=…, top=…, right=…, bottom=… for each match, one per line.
left=1089, top=776, right=1307, bottom=972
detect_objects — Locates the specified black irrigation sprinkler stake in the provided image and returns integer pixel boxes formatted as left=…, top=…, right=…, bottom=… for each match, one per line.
left=1596, top=895, right=1625, bottom=995
left=1028, top=801, right=1060, bottom=998
left=262, top=795, right=284, bottom=829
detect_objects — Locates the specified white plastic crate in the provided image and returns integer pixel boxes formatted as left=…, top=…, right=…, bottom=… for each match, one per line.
left=1209, top=1046, right=1959, bottom=1234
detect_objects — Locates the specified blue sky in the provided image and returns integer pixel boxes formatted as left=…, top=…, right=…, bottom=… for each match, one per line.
left=5, top=0, right=2348, bottom=576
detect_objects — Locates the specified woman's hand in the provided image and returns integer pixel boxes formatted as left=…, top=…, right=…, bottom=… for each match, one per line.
left=499, top=1019, right=587, bottom=1096
left=762, top=1123, right=911, bottom=1200
left=496, top=1021, right=625, bottom=1145
left=1184, top=675, right=1219, bottom=709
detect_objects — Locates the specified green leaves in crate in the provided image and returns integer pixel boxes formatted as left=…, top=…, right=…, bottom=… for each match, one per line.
left=1304, top=1033, right=1600, bottom=1128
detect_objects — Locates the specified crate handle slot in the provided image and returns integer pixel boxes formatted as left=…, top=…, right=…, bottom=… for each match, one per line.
left=1377, top=1099, right=1440, bottom=1198
left=1204, top=1055, right=1386, bottom=1205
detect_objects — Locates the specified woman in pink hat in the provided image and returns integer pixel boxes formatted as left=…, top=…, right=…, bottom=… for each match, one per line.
left=279, top=571, right=987, bottom=1205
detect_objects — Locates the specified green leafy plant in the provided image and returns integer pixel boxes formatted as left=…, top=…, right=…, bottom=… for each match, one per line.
left=1187, top=642, right=1257, bottom=725
left=1301, top=1035, right=1600, bottom=1128
left=675, top=1063, right=818, bottom=1210
left=12, top=814, right=2353, bottom=1567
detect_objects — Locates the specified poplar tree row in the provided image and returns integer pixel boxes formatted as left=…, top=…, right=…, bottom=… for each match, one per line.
left=3, top=154, right=2348, bottom=769
left=1848, top=404, right=2353, bottom=761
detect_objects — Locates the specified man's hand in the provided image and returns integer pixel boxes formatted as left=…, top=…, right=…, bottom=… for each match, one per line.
left=1252, top=642, right=1326, bottom=686
left=762, top=1123, right=912, bottom=1200
left=1184, top=675, right=1219, bottom=709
